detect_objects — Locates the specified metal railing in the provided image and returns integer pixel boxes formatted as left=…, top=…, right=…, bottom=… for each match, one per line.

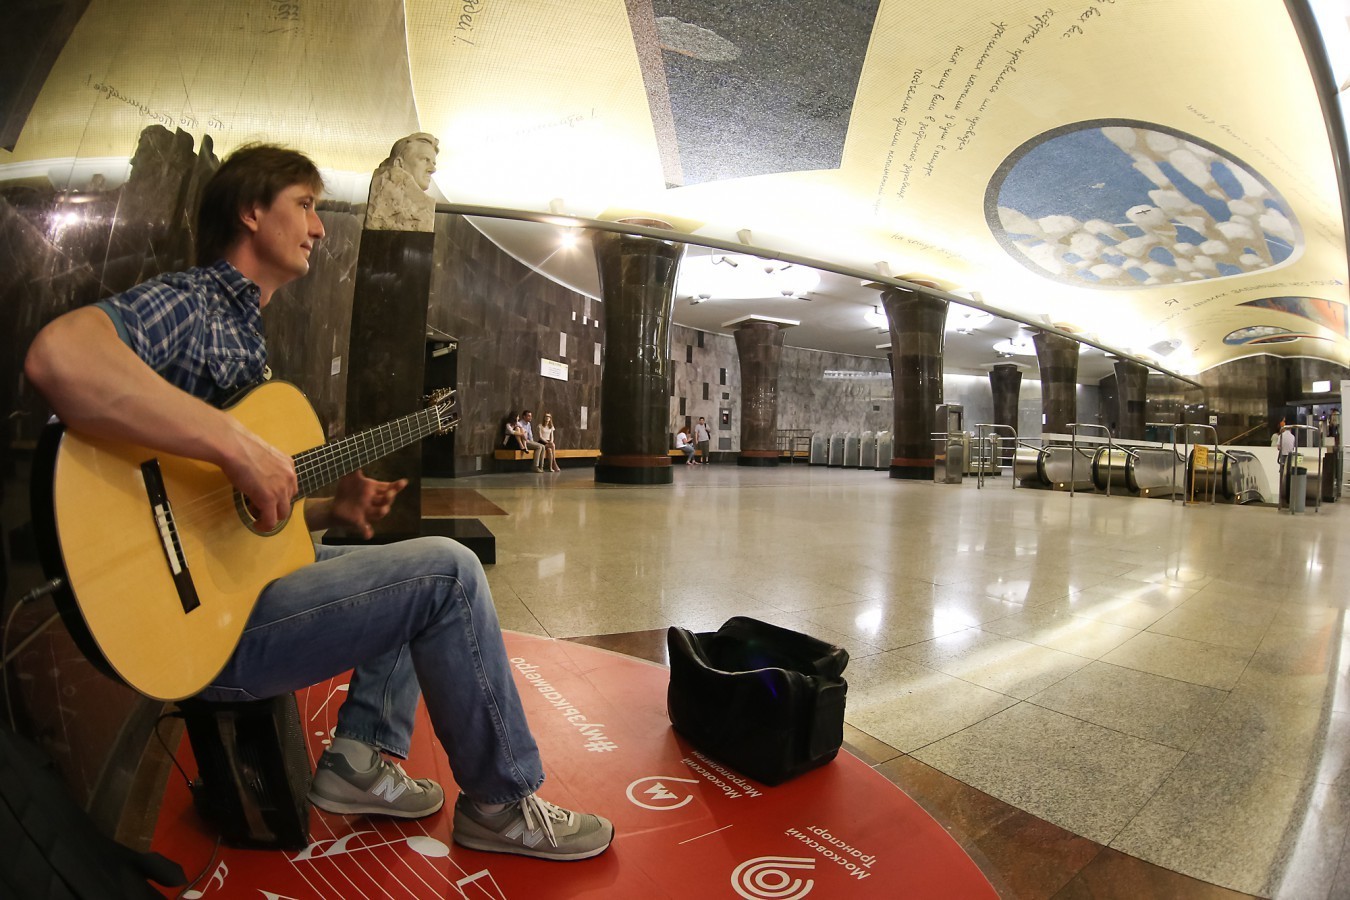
left=776, top=429, right=813, bottom=464
left=1146, top=423, right=1185, bottom=502
left=974, top=424, right=1018, bottom=490
left=1068, top=423, right=1114, bottom=498
left=1181, top=424, right=1221, bottom=506
left=1279, top=424, right=1325, bottom=514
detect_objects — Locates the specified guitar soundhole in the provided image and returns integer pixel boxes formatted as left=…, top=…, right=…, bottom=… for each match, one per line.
left=234, top=491, right=289, bottom=536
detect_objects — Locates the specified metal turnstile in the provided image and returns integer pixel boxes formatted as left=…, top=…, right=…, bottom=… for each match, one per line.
left=809, top=432, right=828, bottom=465
left=843, top=432, right=861, bottom=468
left=859, top=432, right=876, bottom=471
left=827, top=433, right=845, bottom=467
left=933, top=404, right=964, bottom=484
left=874, top=431, right=892, bottom=470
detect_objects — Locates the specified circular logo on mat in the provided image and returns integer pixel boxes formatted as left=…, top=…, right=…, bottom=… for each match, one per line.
left=732, top=856, right=816, bottom=900
left=625, top=776, right=699, bottom=811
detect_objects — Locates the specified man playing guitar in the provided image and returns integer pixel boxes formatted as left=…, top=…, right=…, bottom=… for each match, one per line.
left=24, top=144, right=613, bottom=861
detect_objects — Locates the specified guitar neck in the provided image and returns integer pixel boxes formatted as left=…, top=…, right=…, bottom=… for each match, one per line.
left=294, top=409, right=443, bottom=496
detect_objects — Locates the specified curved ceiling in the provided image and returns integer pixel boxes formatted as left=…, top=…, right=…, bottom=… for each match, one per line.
left=4, top=0, right=1348, bottom=382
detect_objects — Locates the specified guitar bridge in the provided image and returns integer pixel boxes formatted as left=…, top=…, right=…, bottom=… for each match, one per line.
left=140, top=459, right=201, bottom=613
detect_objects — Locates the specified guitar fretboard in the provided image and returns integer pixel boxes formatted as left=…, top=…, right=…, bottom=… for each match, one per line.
left=294, top=409, right=444, bottom=496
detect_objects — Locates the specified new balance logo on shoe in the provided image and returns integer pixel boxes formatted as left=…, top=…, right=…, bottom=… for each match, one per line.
left=503, top=817, right=548, bottom=849
left=370, top=773, right=409, bottom=803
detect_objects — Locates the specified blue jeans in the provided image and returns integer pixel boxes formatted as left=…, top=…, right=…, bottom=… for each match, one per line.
left=198, top=537, right=544, bottom=805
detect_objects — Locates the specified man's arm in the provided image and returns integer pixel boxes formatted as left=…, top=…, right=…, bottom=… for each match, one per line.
left=24, top=306, right=298, bottom=531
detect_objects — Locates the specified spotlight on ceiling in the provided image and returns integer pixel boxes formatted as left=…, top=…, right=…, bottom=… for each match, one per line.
left=863, top=305, right=888, bottom=329
left=558, top=228, right=578, bottom=249
left=711, top=254, right=739, bottom=267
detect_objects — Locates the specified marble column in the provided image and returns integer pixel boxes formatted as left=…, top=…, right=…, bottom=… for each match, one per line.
left=732, top=318, right=792, bottom=466
left=343, top=230, right=434, bottom=536
left=1114, top=358, right=1149, bottom=440
left=990, top=363, right=1022, bottom=430
left=883, top=286, right=948, bottom=479
left=1033, top=330, right=1079, bottom=436
left=593, top=222, right=684, bottom=485
left=341, top=134, right=443, bottom=538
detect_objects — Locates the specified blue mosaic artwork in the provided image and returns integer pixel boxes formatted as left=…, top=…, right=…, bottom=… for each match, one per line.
left=985, top=120, right=1301, bottom=288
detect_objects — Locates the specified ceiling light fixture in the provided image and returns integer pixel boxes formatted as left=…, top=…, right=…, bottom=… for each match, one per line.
left=863, top=305, right=888, bottom=329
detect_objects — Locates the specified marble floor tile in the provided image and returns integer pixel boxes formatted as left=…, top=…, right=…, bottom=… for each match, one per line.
left=1270, top=603, right=1349, bottom=631
left=796, top=599, right=976, bottom=651
left=846, top=657, right=1018, bottom=752
left=875, top=755, right=1106, bottom=900
left=1028, top=660, right=1228, bottom=750
left=1111, top=754, right=1350, bottom=897
left=979, top=605, right=1140, bottom=658
left=1120, top=564, right=1216, bottom=590
left=1147, top=605, right=1273, bottom=652
left=1187, top=693, right=1350, bottom=785
left=489, top=585, right=549, bottom=636
left=957, top=572, right=1083, bottom=606
left=895, top=628, right=1093, bottom=699
left=1173, top=590, right=1281, bottom=629
left=1231, top=627, right=1350, bottom=713
left=912, top=702, right=1184, bottom=844
left=1100, top=631, right=1253, bottom=690
left=1053, top=847, right=1256, bottom=899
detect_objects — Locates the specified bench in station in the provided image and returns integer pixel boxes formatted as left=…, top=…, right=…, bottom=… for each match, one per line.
left=492, top=448, right=600, bottom=470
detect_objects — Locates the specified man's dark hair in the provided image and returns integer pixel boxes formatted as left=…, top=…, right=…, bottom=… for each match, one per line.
left=195, top=143, right=325, bottom=264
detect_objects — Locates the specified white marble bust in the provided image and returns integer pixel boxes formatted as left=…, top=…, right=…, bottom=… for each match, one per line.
left=365, top=132, right=440, bottom=232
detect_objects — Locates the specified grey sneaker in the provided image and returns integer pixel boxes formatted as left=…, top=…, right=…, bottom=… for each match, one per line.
left=308, top=750, right=445, bottom=819
left=452, top=793, right=614, bottom=861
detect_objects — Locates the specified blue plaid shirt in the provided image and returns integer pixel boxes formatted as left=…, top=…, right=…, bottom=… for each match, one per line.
left=97, top=260, right=269, bottom=406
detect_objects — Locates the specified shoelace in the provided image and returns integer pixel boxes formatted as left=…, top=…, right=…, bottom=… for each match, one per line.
left=379, top=759, right=423, bottom=793
left=518, top=794, right=574, bottom=847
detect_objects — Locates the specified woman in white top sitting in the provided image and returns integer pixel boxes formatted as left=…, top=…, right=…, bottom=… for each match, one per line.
left=539, top=413, right=560, bottom=472
left=675, top=427, right=696, bottom=465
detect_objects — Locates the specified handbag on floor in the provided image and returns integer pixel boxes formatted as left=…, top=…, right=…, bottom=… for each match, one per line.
left=667, top=616, right=849, bottom=785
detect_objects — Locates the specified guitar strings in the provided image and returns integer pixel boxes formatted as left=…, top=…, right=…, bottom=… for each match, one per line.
left=162, top=410, right=444, bottom=531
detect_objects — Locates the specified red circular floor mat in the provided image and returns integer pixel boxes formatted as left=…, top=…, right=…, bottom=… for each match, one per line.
left=153, top=632, right=996, bottom=898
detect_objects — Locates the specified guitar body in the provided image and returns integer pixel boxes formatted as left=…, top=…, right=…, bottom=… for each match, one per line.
left=34, top=381, right=324, bottom=701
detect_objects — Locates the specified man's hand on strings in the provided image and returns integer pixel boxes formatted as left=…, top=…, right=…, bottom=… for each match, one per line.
left=321, top=470, right=408, bottom=538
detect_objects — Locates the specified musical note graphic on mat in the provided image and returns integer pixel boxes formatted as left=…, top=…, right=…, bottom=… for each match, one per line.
left=309, top=682, right=349, bottom=720
left=293, top=830, right=450, bottom=862
left=454, top=867, right=508, bottom=900
left=182, top=860, right=227, bottom=898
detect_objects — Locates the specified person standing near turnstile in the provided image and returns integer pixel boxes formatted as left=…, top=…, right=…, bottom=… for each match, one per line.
left=1278, top=422, right=1298, bottom=507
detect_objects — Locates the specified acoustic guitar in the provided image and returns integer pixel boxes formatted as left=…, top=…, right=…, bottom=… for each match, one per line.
left=30, top=380, right=459, bottom=701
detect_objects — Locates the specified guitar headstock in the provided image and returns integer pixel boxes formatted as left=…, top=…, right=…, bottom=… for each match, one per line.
left=427, top=388, right=460, bottom=434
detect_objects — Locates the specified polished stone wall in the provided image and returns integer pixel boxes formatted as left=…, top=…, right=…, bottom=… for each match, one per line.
left=669, top=324, right=895, bottom=447
left=427, top=216, right=605, bottom=467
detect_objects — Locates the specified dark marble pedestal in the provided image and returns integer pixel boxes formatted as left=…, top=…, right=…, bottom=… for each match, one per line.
left=322, top=517, right=495, bottom=565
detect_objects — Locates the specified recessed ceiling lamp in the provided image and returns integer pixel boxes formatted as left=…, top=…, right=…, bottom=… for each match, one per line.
left=947, top=309, right=993, bottom=335
left=863, top=305, right=888, bottom=329
left=991, top=336, right=1037, bottom=356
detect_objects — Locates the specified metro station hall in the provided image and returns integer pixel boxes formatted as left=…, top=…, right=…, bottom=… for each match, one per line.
left=6, top=3, right=1350, bottom=898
